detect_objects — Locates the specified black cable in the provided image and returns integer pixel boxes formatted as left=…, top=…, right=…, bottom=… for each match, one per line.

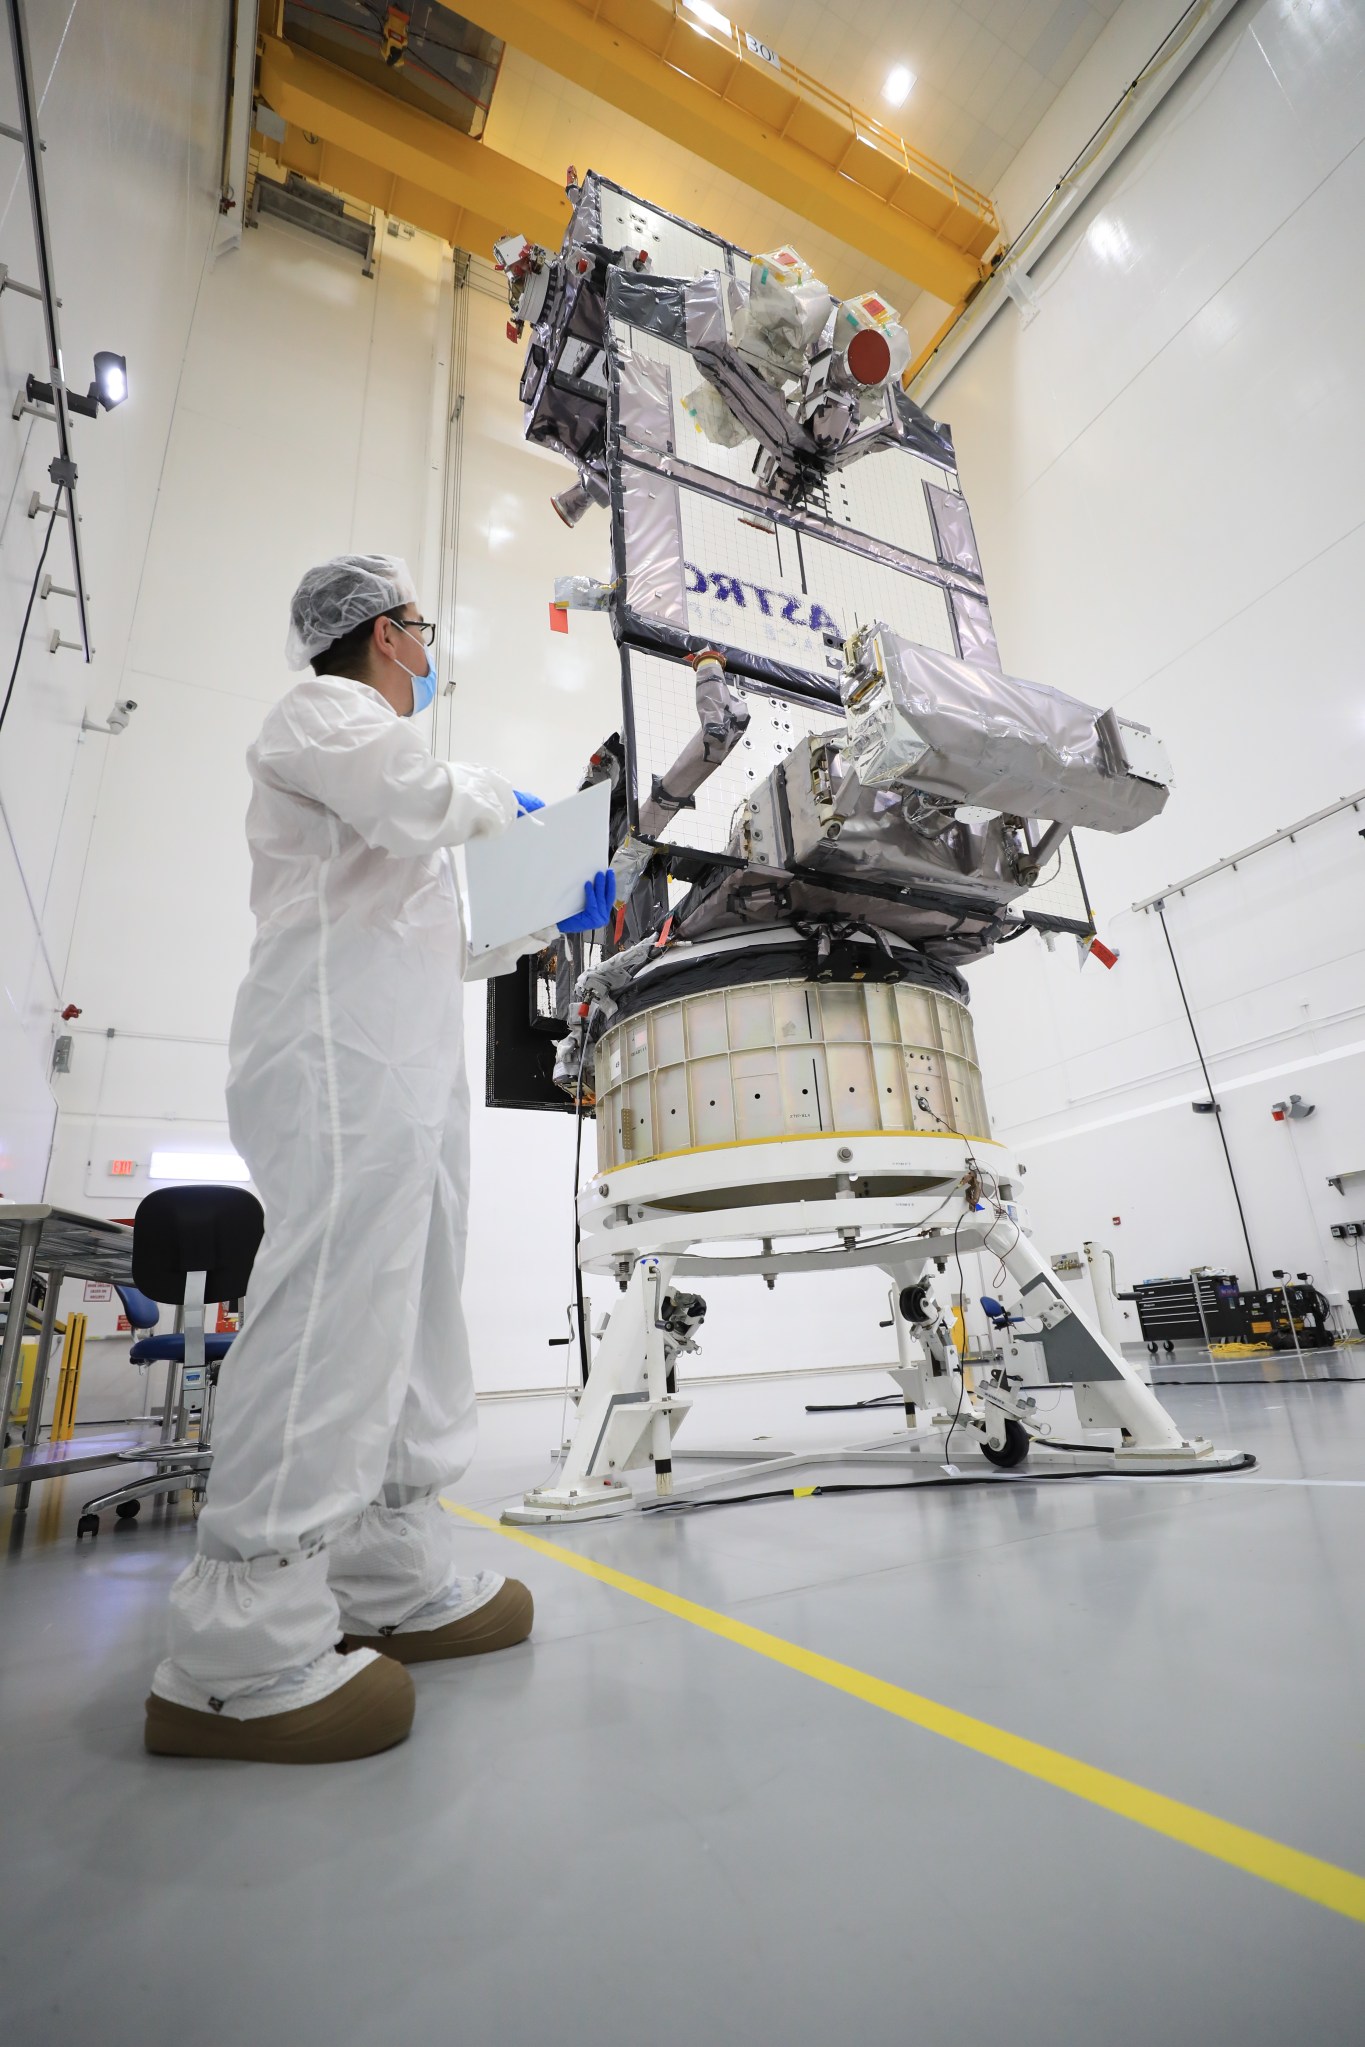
left=643, top=1451, right=1260, bottom=1515
left=1155, top=1375, right=1365, bottom=1387
left=1155, top=902, right=1260, bottom=1287
left=571, top=1040, right=590, bottom=1387
left=0, top=496, right=62, bottom=741
left=804, top=1392, right=904, bottom=1413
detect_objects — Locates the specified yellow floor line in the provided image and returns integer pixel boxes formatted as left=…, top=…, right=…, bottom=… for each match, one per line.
left=445, top=1500, right=1365, bottom=1927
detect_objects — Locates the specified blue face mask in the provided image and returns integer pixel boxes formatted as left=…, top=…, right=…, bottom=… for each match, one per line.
left=409, top=654, right=436, bottom=717
left=393, top=622, right=437, bottom=716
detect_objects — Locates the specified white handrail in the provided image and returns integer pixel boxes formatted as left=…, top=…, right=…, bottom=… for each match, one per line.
left=1133, top=787, right=1365, bottom=913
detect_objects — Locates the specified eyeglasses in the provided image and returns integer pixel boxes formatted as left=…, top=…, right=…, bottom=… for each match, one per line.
left=387, top=614, right=437, bottom=648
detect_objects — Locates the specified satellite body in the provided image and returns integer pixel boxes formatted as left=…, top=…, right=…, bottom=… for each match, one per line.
left=486, top=175, right=1232, bottom=1520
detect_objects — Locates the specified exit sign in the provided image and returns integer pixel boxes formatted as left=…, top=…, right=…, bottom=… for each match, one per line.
left=109, top=1159, right=135, bottom=1176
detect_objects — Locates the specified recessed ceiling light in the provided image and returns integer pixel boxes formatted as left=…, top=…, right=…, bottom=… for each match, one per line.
left=883, top=66, right=915, bottom=108
left=682, top=1, right=732, bottom=35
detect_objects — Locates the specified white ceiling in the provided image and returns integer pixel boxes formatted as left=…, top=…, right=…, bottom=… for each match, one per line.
left=735, top=0, right=1123, bottom=196
left=481, top=0, right=1122, bottom=313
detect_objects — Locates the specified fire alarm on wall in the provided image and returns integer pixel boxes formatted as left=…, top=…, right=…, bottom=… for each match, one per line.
left=1111, top=1216, right=1122, bottom=1225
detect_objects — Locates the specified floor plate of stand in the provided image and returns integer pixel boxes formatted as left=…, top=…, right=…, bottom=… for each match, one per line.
left=502, top=1489, right=639, bottom=1526
left=515, top=1429, right=1254, bottom=1512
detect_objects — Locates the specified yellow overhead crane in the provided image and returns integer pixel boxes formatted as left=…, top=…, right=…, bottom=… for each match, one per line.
left=254, top=34, right=572, bottom=258
left=254, top=4, right=999, bottom=307
left=457, top=1, right=999, bottom=303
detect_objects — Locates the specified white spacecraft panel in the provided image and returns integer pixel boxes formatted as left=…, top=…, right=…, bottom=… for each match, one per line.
left=660, top=483, right=957, bottom=678
left=795, top=530, right=958, bottom=655
left=627, top=648, right=840, bottom=858
left=597, top=186, right=736, bottom=282
left=612, top=316, right=963, bottom=570
left=822, top=448, right=946, bottom=563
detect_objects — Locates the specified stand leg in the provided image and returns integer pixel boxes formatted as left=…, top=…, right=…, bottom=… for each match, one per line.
left=985, top=1219, right=1209, bottom=1457
left=884, top=1262, right=949, bottom=1426
left=505, top=1256, right=693, bottom=1523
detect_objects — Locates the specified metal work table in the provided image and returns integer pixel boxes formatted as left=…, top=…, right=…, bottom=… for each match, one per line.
left=0, top=1202, right=144, bottom=1508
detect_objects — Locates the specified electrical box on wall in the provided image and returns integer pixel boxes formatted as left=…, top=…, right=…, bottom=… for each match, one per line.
left=1329, top=1222, right=1364, bottom=1238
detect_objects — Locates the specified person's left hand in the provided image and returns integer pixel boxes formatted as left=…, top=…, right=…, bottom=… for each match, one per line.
left=558, top=869, right=617, bottom=934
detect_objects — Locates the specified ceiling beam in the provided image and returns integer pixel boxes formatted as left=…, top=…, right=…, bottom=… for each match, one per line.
left=456, top=0, right=997, bottom=303
left=255, top=34, right=571, bottom=255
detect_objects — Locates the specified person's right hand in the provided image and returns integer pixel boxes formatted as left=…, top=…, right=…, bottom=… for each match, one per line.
left=558, top=870, right=617, bottom=935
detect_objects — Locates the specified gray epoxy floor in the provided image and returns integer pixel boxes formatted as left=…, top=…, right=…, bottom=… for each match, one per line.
left=3, top=1371, right=1363, bottom=2046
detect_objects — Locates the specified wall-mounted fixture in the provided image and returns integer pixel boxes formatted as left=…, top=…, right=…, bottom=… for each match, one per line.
left=80, top=698, right=135, bottom=735
left=1272, top=1094, right=1314, bottom=1121
left=15, top=348, right=127, bottom=421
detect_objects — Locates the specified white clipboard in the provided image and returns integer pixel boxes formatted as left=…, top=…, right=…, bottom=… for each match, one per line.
left=463, top=781, right=612, bottom=957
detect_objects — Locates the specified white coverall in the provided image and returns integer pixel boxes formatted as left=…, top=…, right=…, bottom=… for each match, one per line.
left=153, top=675, right=545, bottom=1716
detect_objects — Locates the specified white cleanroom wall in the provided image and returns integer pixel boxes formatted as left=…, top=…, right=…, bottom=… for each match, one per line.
left=0, top=0, right=226, bottom=1200
left=934, top=0, right=1365, bottom=1309
left=45, top=212, right=456, bottom=1242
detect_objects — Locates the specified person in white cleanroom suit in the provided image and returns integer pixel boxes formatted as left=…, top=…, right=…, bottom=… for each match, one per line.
left=145, top=555, right=614, bottom=1763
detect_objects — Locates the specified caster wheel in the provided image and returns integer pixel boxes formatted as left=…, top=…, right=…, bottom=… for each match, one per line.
left=1146, top=1342, right=1158, bottom=1356
left=981, top=1419, right=1031, bottom=1469
left=115, top=1499, right=141, bottom=1521
left=1164, top=1341, right=1175, bottom=1355
left=76, top=1513, right=100, bottom=1539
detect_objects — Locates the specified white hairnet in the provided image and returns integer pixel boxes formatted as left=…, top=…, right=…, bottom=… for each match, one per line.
left=285, top=554, right=419, bottom=670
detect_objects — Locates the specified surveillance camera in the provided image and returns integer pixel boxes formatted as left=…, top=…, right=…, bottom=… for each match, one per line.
left=81, top=698, right=138, bottom=738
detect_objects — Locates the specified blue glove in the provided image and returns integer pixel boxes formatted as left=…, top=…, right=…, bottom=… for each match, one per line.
left=558, top=869, right=616, bottom=935
left=513, top=790, right=544, bottom=816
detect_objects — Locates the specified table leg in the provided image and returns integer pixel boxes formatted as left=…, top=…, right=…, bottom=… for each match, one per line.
left=0, top=1221, right=43, bottom=1453
left=14, top=1267, right=63, bottom=1511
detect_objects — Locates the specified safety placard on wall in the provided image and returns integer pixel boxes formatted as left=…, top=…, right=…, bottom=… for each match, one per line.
left=83, top=1281, right=113, bottom=1301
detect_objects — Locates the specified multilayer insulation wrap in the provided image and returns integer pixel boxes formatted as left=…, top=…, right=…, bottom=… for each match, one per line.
left=842, top=629, right=1170, bottom=833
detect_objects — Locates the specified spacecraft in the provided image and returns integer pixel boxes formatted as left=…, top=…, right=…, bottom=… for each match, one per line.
left=488, top=172, right=1238, bottom=1520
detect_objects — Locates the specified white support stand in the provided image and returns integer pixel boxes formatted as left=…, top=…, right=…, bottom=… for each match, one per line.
left=1084, top=1237, right=1149, bottom=1383
left=507, top=1256, right=693, bottom=1523
left=505, top=1134, right=1241, bottom=1525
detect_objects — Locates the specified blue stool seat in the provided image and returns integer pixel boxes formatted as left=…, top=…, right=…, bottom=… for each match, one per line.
left=129, top=1332, right=236, bottom=1366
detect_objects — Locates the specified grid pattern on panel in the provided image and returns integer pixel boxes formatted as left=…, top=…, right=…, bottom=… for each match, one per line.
left=1024, top=835, right=1091, bottom=927
left=627, top=649, right=840, bottom=856
left=598, top=190, right=730, bottom=281
left=821, top=448, right=943, bottom=561
left=797, top=532, right=956, bottom=654
left=675, top=491, right=843, bottom=675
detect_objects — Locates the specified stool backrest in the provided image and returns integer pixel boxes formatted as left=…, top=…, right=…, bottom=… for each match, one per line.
left=113, top=1284, right=161, bottom=1331
left=132, top=1185, right=264, bottom=1306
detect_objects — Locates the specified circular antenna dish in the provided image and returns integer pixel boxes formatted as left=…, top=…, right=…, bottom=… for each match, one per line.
left=846, top=326, right=892, bottom=386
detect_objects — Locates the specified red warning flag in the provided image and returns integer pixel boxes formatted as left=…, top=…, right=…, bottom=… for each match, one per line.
left=549, top=603, right=568, bottom=634
left=1088, top=936, right=1119, bottom=969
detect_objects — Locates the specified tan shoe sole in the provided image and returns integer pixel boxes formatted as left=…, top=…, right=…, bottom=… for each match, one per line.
left=343, top=1577, right=534, bottom=1664
left=145, top=1655, right=415, bottom=1762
